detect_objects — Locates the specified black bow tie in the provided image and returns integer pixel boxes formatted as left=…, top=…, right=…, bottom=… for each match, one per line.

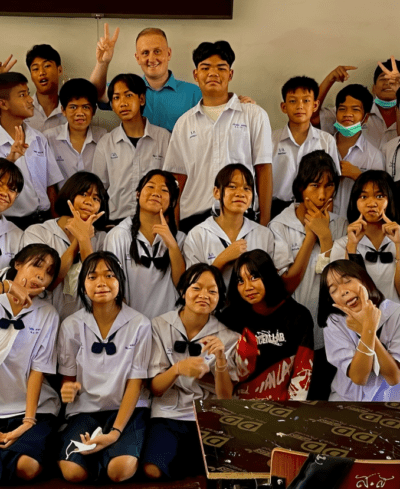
left=365, top=243, right=393, bottom=264
left=138, top=240, right=170, bottom=270
left=0, top=308, right=30, bottom=330
left=91, top=332, right=117, bottom=355
left=173, top=331, right=202, bottom=356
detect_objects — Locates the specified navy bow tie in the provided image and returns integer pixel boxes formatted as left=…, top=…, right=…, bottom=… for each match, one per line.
left=138, top=240, right=170, bottom=270
left=173, top=331, right=202, bottom=356
left=365, top=243, right=393, bottom=264
left=0, top=309, right=30, bottom=331
left=91, top=332, right=117, bottom=355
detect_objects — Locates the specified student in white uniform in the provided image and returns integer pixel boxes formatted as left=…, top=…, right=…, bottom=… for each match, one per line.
left=184, top=164, right=274, bottom=288
left=0, top=159, right=24, bottom=268
left=318, top=260, right=400, bottom=401
left=104, top=169, right=185, bottom=319
left=269, top=150, right=348, bottom=400
left=44, top=78, right=107, bottom=189
left=142, top=264, right=239, bottom=481
left=331, top=170, right=400, bottom=303
left=382, top=86, right=400, bottom=182
left=23, top=172, right=108, bottom=321
left=92, top=73, right=170, bottom=224
left=0, top=244, right=61, bottom=484
left=57, top=251, right=152, bottom=483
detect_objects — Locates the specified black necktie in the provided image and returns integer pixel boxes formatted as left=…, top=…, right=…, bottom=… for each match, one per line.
left=365, top=243, right=393, bottom=264
left=91, top=332, right=117, bottom=355
left=0, top=308, right=30, bottom=330
left=138, top=240, right=170, bottom=270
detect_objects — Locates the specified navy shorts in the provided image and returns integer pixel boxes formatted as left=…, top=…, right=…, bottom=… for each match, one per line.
left=58, top=408, right=149, bottom=480
left=141, top=417, right=205, bottom=479
left=0, top=413, right=57, bottom=484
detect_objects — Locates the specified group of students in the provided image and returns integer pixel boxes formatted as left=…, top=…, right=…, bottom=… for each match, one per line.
left=1, top=24, right=400, bottom=485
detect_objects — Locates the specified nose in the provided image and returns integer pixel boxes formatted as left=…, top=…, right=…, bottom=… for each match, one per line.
left=317, top=186, right=327, bottom=201
left=366, top=197, right=377, bottom=207
left=83, top=195, right=94, bottom=207
left=36, top=269, right=44, bottom=281
left=243, top=278, right=254, bottom=291
left=341, top=287, right=349, bottom=297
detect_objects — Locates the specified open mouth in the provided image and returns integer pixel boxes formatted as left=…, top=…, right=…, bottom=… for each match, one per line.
left=346, top=296, right=358, bottom=308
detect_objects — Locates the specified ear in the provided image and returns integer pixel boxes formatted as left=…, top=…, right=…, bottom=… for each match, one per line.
left=0, top=98, right=9, bottom=111
left=213, top=186, right=221, bottom=200
left=167, top=47, right=172, bottom=61
left=14, top=261, right=21, bottom=271
left=61, top=106, right=67, bottom=117
left=280, top=101, right=287, bottom=114
left=139, top=93, right=146, bottom=106
left=372, top=84, right=376, bottom=96
left=193, top=69, right=198, bottom=83
left=363, top=113, right=370, bottom=125
left=313, top=99, right=320, bottom=113
left=58, top=65, right=63, bottom=77
left=229, top=69, right=234, bottom=81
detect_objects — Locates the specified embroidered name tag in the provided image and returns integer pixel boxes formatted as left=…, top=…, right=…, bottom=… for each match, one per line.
left=291, top=243, right=300, bottom=252
left=232, top=123, right=247, bottom=130
left=207, top=253, right=216, bottom=260
left=152, top=154, right=163, bottom=161
left=190, top=131, right=197, bottom=139
left=278, top=147, right=287, bottom=155
left=110, top=153, right=118, bottom=159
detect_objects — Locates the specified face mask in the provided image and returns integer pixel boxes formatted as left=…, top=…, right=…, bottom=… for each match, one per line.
left=334, top=120, right=363, bottom=138
left=374, top=97, right=397, bottom=109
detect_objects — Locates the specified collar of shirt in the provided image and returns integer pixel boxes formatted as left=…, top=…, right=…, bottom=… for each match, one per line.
left=281, top=123, right=319, bottom=147
left=370, top=102, right=396, bottom=130
left=194, top=93, right=241, bottom=117
left=0, top=122, right=38, bottom=148
left=199, top=216, right=258, bottom=243
left=114, top=118, right=155, bottom=144
left=271, top=202, right=339, bottom=234
left=335, top=132, right=366, bottom=160
left=143, top=70, right=177, bottom=92
left=32, top=93, right=63, bottom=120
left=359, top=234, right=392, bottom=251
left=378, top=299, right=400, bottom=328
left=0, top=292, right=46, bottom=317
left=0, top=215, right=19, bottom=236
left=163, top=309, right=226, bottom=340
left=46, top=218, right=71, bottom=245
left=56, top=122, right=95, bottom=146
left=137, top=230, right=163, bottom=249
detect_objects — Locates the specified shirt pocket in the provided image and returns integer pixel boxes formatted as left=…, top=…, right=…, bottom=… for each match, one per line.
left=228, top=123, right=252, bottom=163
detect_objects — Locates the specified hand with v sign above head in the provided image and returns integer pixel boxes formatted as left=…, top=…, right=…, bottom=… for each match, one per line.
left=96, top=23, right=120, bottom=66
left=377, top=56, right=400, bottom=95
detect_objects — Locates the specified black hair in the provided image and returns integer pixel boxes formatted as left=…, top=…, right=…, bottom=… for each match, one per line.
left=214, top=163, right=254, bottom=215
left=59, top=78, right=98, bottom=113
left=130, top=170, right=179, bottom=274
left=6, top=243, right=61, bottom=289
left=335, top=84, right=373, bottom=114
left=192, top=41, right=235, bottom=68
left=292, top=150, right=340, bottom=203
left=55, top=172, right=109, bottom=230
left=0, top=73, right=28, bottom=101
left=26, top=44, right=61, bottom=69
left=281, top=76, right=319, bottom=101
left=396, top=87, right=400, bottom=109
left=0, top=158, right=24, bottom=194
left=175, top=263, right=226, bottom=313
left=78, top=251, right=126, bottom=312
left=374, top=58, right=400, bottom=85
left=317, top=259, right=384, bottom=328
left=136, top=27, right=168, bottom=44
left=347, top=170, right=399, bottom=223
left=107, top=74, right=147, bottom=115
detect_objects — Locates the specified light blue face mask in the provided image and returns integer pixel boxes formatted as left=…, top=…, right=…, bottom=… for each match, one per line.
left=374, top=97, right=397, bottom=109
left=334, top=120, right=363, bottom=138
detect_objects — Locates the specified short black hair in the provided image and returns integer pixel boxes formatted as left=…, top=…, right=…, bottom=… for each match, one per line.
left=78, top=251, right=126, bottom=312
left=374, top=58, right=400, bottom=84
left=347, top=170, right=398, bottom=223
left=335, top=84, right=373, bottom=114
left=55, top=171, right=109, bottom=230
left=0, top=73, right=28, bottom=101
left=0, top=158, right=24, bottom=193
left=107, top=73, right=147, bottom=114
left=175, top=263, right=226, bottom=313
left=6, top=243, right=61, bottom=288
left=292, top=150, right=340, bottom=203
left=396, top=87, right=400, bottom=109
left=281, top=76, right=319, bottom=101
left=192, top=41, right=235, bottom=68
left=214, top=163, right=254, bottom=215
left=59, top=78, right=98, bottom=113
left=26, top=44, right=61, bottom=69
left=318, top=259, right=384, bottom=328
left=136, top=28, right=168, bottom=44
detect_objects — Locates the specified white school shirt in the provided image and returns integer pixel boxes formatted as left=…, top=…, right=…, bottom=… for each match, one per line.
left=92, top=120, right=170, bottom=220
left=0, top=123, right=63, bottom=218
left=149, top=310, right=239, bottom=421
left=104, top=217, right=185, bottom=319
left=332, top=134, right=385, bottom=217
left=382, top=136, right=400, bottom=181
left=163, top=94, right=272, bottom=220
left=0, top=294, right=60, bottom=417
left=324, top=299, right=400, bottom=401
left=269, top=203, right=348, bottom=349
left=0, top=216, right=23, bottom=269
left=272, top=124, right=340, bottom=202
left=44, top=123, right=107, bottom=189
left=25, top=93, right=67, bottom=133
left=320, top=104, right=397, bottom=150
left=331, top=235, right=400, bottom=303
left=23, top=219, right=106, bottom=321
left=58, top=303, right=152, bottom=418
left=184, top=216, right=275, bottom=288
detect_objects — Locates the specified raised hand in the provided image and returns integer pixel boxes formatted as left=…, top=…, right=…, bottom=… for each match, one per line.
left=347, top=213, right=367, bottom=250
left=378, top=56, right=400, bottom=94
left=219, top=239, right=247, bottom=264
left=328, top=65, right=357, bottom=83
left=5, top=278, right=36, bottom=308
left=304, top=198, right=331, bottom=239
left=177, top=357, right=210, bottom=379
left=152, top=210, right=177, bottom=249
left=7, top=126, right=29, bottom=163
left=200, top=335, right=226, bottom=361
left=381, top=209, right=400, bottom=244
left=64, top=200, right=104, bottom=241
left=238, top=95, right=256, bottom=104
left=61, top=381, right=81, bottom=403
left=0, top=55, right=17, bottom=74
left=96, top=23, right=120, bottom=64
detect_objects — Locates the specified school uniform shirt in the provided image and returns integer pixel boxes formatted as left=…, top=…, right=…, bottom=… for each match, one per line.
left=0, top=123, right=63, bottom=218
left=58, top=303, right=152, bottom=418
left=25, top=93, right=67, bottom=133
left=0, top=216, right=23, bottom=269
left=44, top=123, right=107, bottom=189
left=92, top=120, right=171, bottom=220
left=271, top=124, right=340, bottom=202
left=104, top=217, right=185, bottom=319
left=0, top=294, right=60, bottom=417
left=332, top=134, right=385, bottom=217
left=163, top=94, right=272, bottom=220
left=23, top=219, right=106, bottom=321
left=269, top=203, right=348, bottom=349
left=149, top=310, right=239, bottom=421
left=184, top=216, right=274, bottom=288
left=382, top=136, right=400, bottom=181
left=324, top=299, right=400, bottom=401
left=331, top=235, right=400, bottom=303
left=320, top=104, right=397, bottom=150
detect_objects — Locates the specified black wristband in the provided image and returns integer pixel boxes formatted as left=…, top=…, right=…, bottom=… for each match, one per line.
left=110, top=427, right=122, bottom=435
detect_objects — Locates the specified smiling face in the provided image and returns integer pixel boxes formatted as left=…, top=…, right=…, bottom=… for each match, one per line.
left=302, top=172, right=336, bottom=210
left=29, top=57, right=62, bottom=95
left=373, top=72, right=397, bottom=102
left=281, top=88, right=319, bottom=125
left=84, top=259, right=119, bottom=305
left=326, top=270, right=364, bottom=313
left=1, top=84, right=34, bottom=119
left=14, top=254, right=56, bottom=295
left=0, top=172, right=18, bottom=214
left=193, top=54, right=233, bottom=99
left=357, top=181, right=388, bottom=223
left=336, top=95, right=366, bottom=126
left=138, top=174, right=170, bottom=215
left=111, top=81, right=144, bottom=123
left=214, top=169, right=253, bottom=215
left=62, top=97, right=94, bottom=132
left=135, top=33, right=171, bottom=82
left=72, top=184, right=101, bottom=221
left=183, top=271, right=219, bottom=316
left=237, top=265, right=266, bottom=306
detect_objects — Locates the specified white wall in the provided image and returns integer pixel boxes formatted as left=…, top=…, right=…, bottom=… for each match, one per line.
left=1, top=0, right=399, bottom=130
